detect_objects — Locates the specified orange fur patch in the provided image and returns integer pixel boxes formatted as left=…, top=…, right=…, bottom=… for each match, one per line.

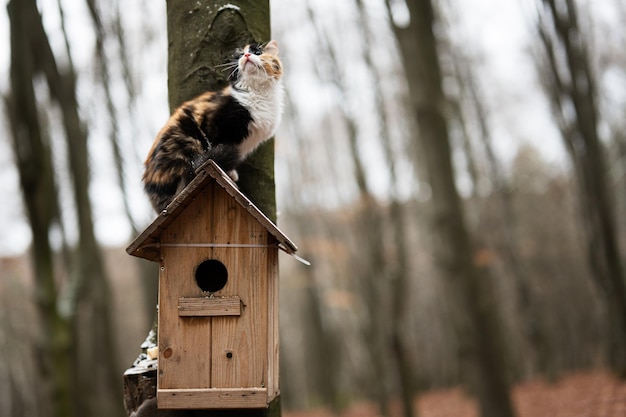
left=261, top=55, right=282, bottom=79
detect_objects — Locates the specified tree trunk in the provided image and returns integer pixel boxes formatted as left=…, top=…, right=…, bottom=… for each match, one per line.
left=5, top=2, right=71, bottom=414
left=387, top=1, right=516, bottom=416
left=125, top=1, right=279, bottom=415
left=30, top=3, right=124, bottom=415
left=450, top=48, right=547, bottom=379
left=167, top=0, right=275, bottom=220
left=7, top=2, right=76, bottom=417
left=536, top=0, right=626, bottom=378
left=7, top=0, right=125, bottom=416
left=352, top=1, right=418, bottom=413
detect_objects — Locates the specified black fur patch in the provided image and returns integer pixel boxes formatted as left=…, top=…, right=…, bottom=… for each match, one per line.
left=205, top=95, right=252, bottom=146
left=248, top=44, right=263, bottom=55
left=144, top=180, right=178, bottom=197
left=209, top=143, right=242, bottom=172
left=144, top=179, right=180, bottom=211
left=179, top=106, right=210, bottom=152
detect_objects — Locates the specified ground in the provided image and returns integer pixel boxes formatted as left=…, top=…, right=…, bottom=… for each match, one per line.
left=283, top=370, right=626, bottom=417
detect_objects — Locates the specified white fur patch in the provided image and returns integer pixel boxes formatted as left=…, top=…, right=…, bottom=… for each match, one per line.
left=231, top=56, right=284, bottom=158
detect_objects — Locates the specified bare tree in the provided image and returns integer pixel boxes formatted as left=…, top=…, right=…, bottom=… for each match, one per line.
left=535, top=0, right=626, bottom=377
left=6, top=0, right=124, bottom=416
left=447, top=46, right=548, bottom=379
left=6, top=2, right=70, bottom=414
left=386, top=1, right=516, bottom=416
left=353, top=1, right=416, bottom=416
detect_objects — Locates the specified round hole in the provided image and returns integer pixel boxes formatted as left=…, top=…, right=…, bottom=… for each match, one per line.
left=195, top=259, right=228, bottom=292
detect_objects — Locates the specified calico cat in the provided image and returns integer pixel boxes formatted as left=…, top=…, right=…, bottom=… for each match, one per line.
left=143, top=40, right=284, bottom=212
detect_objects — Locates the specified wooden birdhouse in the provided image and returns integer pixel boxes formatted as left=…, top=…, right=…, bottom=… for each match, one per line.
left=126, top=159, right=297, bottom=410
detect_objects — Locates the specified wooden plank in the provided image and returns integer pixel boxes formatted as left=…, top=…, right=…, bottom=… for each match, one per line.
left=210, top=191, right=268, bottom=389
left=159, top=250, right=213, bottom=388
left=158, top=182, right=220, bottom=391
left=158, top=388, right=268, bottom=409
left=179, top=296, right=241, bottom=317
left=266, top=248, right=280, bottom=400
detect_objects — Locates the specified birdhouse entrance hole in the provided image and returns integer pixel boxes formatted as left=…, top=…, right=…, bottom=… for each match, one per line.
left=195, top=259, right=228, bottom=292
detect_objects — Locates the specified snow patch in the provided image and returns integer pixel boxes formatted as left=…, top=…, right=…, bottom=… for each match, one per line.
left=218, top=4, right=241, bottom=12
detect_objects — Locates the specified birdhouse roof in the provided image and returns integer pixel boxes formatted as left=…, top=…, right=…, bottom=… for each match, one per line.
left=126, top=159, right=298, bottom=262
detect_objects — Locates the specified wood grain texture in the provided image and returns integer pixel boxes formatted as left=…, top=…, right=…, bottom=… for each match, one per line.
left=158, top=388, right=268, bottom=409
left=266, top=249, right=279, bottom=400
left=209, top=186, right=268, bottom=389
left=179, top=296, right=241, bottom=317
left=157, top=179, right=273, bottom=397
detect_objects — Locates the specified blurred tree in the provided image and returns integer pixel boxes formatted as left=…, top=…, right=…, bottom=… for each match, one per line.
left=353, top=1, right=416, bottom=416
left=6, top=0, right=124, bottom=416
left=303, top=1, right=394, bottom=414
left=85, top=0, right=159, bottom=324
left=386, top=1, right=516, bottom=416
left=6, top=1, right=70, bottom=415
left=448, top=48, right=547, bottom=379
left=536, top=0, right=626, bottom=378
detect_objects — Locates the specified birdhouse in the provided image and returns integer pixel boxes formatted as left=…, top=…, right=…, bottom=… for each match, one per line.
left=126, top=159, right=297, bottom=410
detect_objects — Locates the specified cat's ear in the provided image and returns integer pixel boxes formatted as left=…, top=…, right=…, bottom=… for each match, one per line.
left=264, top=40, right=279, bottom=56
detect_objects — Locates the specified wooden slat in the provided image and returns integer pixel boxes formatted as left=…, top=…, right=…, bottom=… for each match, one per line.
left=158, top=250, right=212, bottom=389
left=210, top=191, right=268, bottom=389
left=178, top=296, right=241, bottom=316
left=157, top=182, right=222, bottom=390
left=158, top=388, right=268, bottom=409
left=266, top=248, right=279, bottom=400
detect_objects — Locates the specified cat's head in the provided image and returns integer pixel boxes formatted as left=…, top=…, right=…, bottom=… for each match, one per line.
left=231, top=40, right=282, bottom=85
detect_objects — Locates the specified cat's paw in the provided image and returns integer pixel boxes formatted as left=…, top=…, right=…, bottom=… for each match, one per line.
left=227, top=170, right=239, bottom=182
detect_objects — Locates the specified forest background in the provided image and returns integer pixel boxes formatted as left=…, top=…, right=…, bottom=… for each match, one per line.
left=1, top=0, right=626, bottom=417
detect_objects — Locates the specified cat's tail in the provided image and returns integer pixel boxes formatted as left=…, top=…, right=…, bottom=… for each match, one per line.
left=143, top=158, right=191, bottom=213
left=143, top=144, right=241, bottom=213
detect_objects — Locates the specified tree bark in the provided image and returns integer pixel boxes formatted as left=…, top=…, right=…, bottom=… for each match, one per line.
left=387, top=1, right=516, bottom=416
left=167, top=0, right=275, bottom=220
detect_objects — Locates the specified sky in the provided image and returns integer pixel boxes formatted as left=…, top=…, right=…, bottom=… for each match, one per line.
left=0, top=0, right=617, bottom=257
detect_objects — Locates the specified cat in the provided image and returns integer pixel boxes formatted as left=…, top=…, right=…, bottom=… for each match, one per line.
left=143, top=40, right=284, bottom=213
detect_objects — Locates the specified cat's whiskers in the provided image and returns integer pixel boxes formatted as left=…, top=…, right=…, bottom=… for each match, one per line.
left=216, top=63, right=238, bottom=73
left=215, top=61, right=241, bottom=81
left=227, top=68, right=239, bottom=80
left=215, top=61, right=238, bottom=69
